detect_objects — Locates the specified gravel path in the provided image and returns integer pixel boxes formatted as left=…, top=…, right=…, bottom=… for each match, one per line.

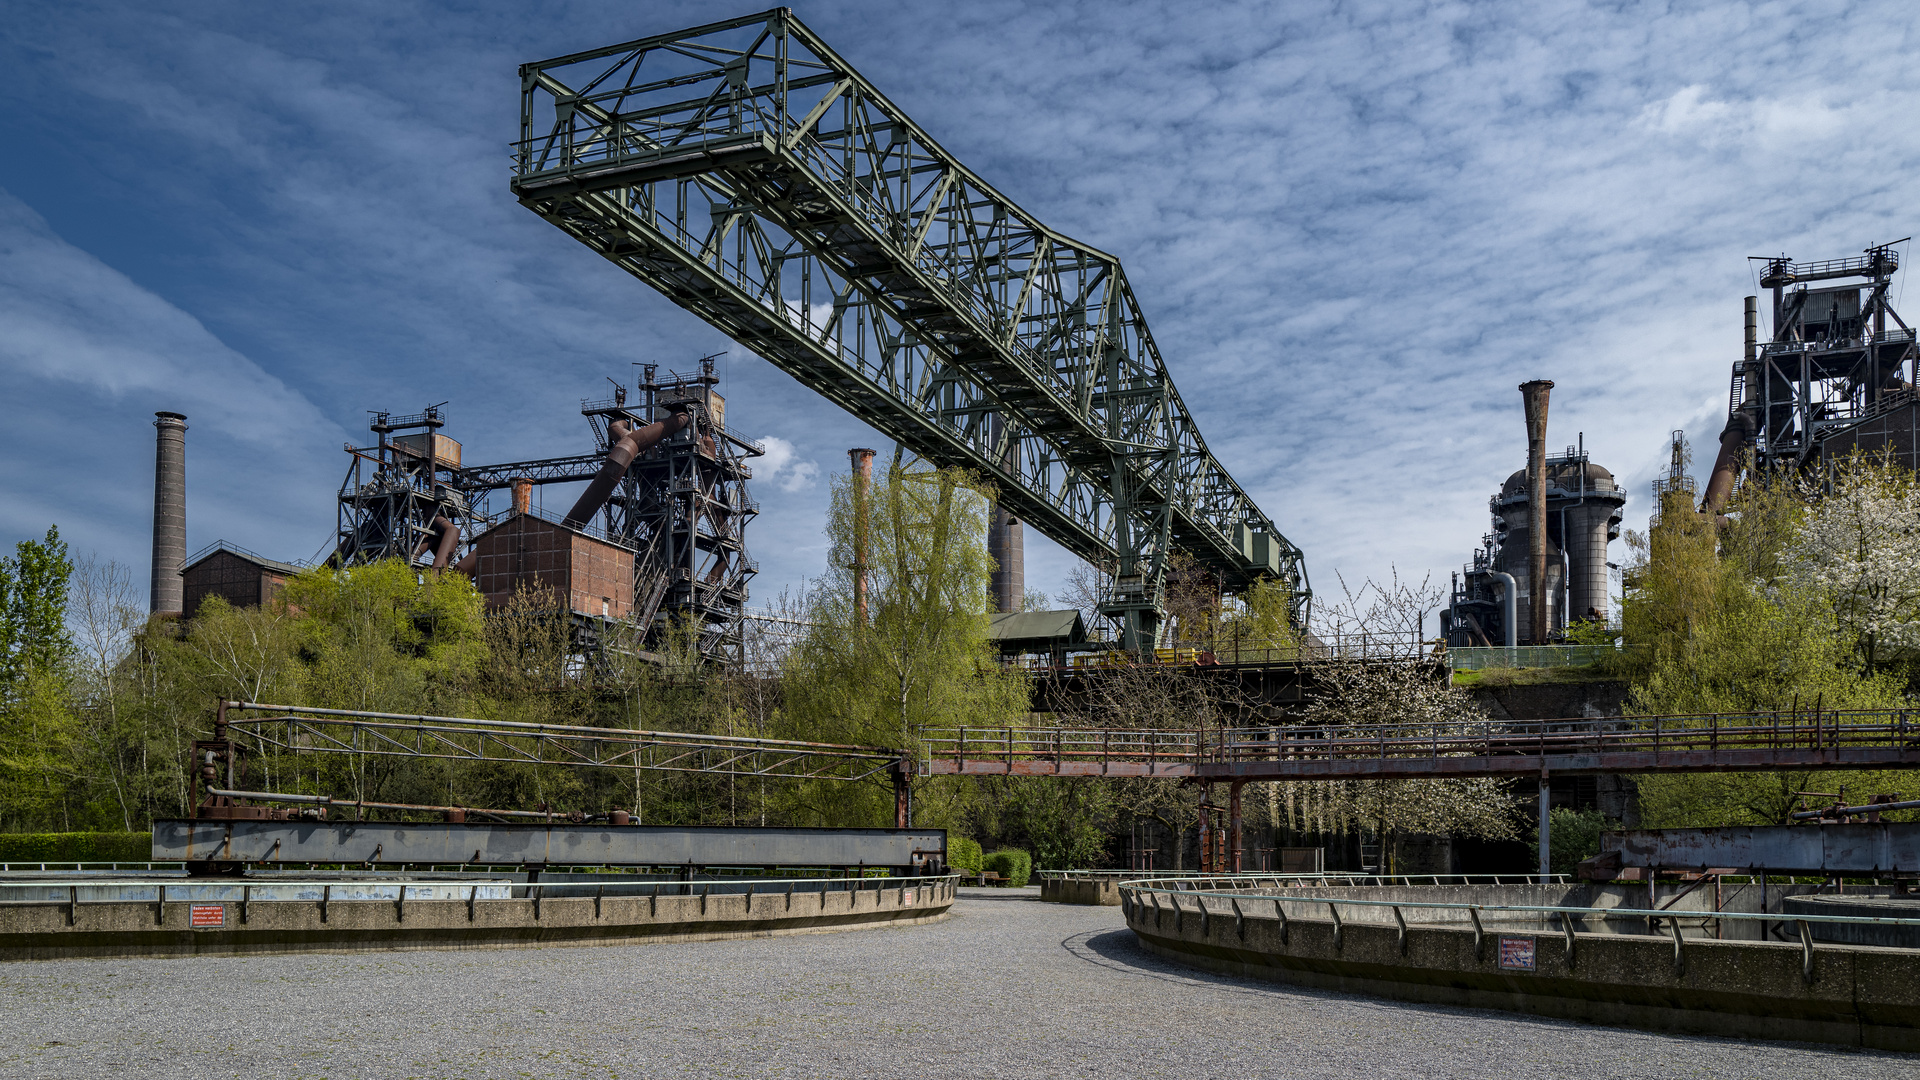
left=0, top=888, right=1909, bottom=1078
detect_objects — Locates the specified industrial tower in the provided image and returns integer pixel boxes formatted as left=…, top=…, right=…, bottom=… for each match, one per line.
left=331, top=363, right=763, bottom=666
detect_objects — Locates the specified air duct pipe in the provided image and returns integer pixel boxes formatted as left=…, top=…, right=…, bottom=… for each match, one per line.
left=150, top=411, right=188, bottom=616
left=562, top=408, right=691, bottom=528
left=1519, top=381, right=1554, bottom=645
left=1489, top=571, right=1518, bottom=648
left=1702, top=296, right=1761, bottom=517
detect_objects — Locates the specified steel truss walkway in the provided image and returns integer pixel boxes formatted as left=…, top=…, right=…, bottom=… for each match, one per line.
left=509, top=9, right=1306, bottom=648
left=918, top=709, right=1920, bottom=781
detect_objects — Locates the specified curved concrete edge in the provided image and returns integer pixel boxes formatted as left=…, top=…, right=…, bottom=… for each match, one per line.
left=1039, top=878, right=1120, bottom=905
left=0, top=883, right=954, bottom=962
left=1123, top=898, right=1920, bottom=1053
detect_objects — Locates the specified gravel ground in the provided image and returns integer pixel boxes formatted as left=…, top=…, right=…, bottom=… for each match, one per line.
left=0, top=887, right=1910, bottom=1079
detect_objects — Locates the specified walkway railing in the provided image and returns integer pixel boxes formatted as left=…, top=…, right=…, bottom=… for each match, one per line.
left=1117, top=877, right=1920, bottom=968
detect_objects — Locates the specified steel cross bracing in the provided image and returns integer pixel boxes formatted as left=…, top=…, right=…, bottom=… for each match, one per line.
left=917, top=708, right=1920, bottom=781
left=509, top=9, right=1307, bottom=648
left=224, top=702, right=907, bottom=783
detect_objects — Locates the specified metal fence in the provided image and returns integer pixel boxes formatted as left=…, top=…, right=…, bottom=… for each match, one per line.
left=1448, top=644, right=1646, bottom=671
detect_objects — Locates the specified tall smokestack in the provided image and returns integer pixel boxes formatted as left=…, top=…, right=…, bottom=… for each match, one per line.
left=151, top=411, right=188, bottom=617
left=849, top=448, right=875, bottom=624
left=510, top=476, right=533, bottom=516
left=1519, top=381, right=1553, bottom=645
left=988, top=505, right=1024, bottom=613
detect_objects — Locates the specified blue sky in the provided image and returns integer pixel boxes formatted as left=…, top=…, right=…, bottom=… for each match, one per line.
left=3, top=0, right=1917, bottom=622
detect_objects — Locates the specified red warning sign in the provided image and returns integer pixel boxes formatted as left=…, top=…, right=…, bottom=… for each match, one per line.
left=189, top=904, right=225, bottom=928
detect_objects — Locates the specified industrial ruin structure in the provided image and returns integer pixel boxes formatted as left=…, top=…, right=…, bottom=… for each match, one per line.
left=1444, top=388, right=1625, bottom=648
left=329, top=359, right=762, bottom=665
left=1702, top=242, right=1918, bottom=510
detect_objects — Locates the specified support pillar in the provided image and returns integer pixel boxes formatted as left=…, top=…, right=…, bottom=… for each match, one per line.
left=892, top=758, right=911, bottom=829
left=1538, top=770, right=1552, bottom=879
left=1196, top=795, right=1210, bottom=873
left=1229, top=780, right=1244, bottom=873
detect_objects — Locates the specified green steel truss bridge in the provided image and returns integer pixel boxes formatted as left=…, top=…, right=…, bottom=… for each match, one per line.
left=509, top=9, right=1307, bottom=649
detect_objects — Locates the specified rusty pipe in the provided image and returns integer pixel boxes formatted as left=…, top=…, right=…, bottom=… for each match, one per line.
left=509, top=476, right=533, bottom=516
left=429, top=516, right=460, bottom=569
left=563, top=409, right=691, bottom=527
left=1702, top=411, right=1756, bottom=516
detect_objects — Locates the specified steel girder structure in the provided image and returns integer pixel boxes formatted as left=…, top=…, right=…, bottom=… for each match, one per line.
left=1741, top=245, right=1918, bottom=470
left=509, top=9, right=1307, bottom=650
left=334, top=407, right=467, bottom=566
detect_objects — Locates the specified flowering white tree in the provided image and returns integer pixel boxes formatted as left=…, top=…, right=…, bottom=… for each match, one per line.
left=1788, top=456, right=1920, bottom=671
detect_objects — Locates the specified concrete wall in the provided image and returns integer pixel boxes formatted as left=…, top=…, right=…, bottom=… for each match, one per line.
left=1039, top=877, right=1120, bottom=905
left=0, top=879, right=954, bottom=962
left=1123, top=888, right=1920, bottom=1051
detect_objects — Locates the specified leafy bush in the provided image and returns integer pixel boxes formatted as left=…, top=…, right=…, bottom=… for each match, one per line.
left=982, top=849, right=1031, bottom=887
left=1528, top=809, right=1607, bottom=876
left=0, top=832, right=151, bottom=863
left=947, top=836, right=983, bottom=873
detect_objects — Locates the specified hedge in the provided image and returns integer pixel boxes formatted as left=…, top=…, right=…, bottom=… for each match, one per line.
left=982, top=849, right=1031, bottom=887
left=948, top=836, right=983, bottom=873
left=0, top=833, right=152, bottom=864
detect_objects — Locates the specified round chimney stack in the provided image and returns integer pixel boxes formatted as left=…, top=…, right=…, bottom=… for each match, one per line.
left=151, top=411, right=189, bottom=616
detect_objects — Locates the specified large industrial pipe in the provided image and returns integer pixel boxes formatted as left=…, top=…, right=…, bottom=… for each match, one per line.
left=1519, top=381, right=1554, bottom=645
left=849, top=448, right=875, bottom=624
left=150, top=411, right=188, bottom=616
left=416, top=516, right=459, bottom=570
left=510, top=477, right=533, bottom=516
left=1489, top=571, right=1518, bottom=648
left=1702, top=296, right=1761, bottom=517
left=562, top=409, right=690, bottom=528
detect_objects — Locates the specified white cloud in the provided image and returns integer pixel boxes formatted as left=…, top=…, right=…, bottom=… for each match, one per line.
left=756, top=436, right=822, bottom=494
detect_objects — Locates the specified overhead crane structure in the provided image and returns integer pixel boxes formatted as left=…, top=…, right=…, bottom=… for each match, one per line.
left=509, top=9, right=1307, bottom=650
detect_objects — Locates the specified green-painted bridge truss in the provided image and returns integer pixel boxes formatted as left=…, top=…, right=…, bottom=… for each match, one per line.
left=510, top=9, right=1307, bottom=647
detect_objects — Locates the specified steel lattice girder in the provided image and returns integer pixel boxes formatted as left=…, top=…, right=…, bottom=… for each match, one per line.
left=508, top=9, right=1308, bottom=644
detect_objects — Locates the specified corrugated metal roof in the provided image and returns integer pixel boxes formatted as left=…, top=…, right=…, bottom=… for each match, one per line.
left=986, top=609, right=1086, bottom=646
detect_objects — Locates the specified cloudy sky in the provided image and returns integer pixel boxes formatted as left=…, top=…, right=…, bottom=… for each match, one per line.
left=3, top=0, right=1916, bottom=624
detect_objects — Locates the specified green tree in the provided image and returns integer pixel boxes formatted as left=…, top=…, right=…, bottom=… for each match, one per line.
left=782, top=462, right=1026, bottom=828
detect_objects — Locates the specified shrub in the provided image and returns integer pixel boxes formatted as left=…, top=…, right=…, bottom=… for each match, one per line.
left=982, top=849, right=1031, bottom=887
left=0, top=832, right=151, bottom=864
left=1528, top=809, right=1607, bottom=876
left=947, top=836, right=983, bottom=873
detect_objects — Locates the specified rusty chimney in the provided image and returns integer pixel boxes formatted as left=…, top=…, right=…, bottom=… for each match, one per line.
left=1519, top=381, right=1553, bottom=645
left=988, top=505, right=1024, bottom=614
left=849, top=448, right=875, bottom=624
left=150, top=411, right=188, bottom=617
left=510, top=476, right=533, bottom=516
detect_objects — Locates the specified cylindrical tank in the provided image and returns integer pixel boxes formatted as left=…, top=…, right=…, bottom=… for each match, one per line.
left=988, top=503, right=1024, bottom=613
left=150, top=411, right=188, bottom=616
left=1561, top=462, right=1623, bottom=623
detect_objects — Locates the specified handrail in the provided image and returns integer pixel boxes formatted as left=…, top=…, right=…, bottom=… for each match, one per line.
left=1118, top=879, right=1920, bottom=928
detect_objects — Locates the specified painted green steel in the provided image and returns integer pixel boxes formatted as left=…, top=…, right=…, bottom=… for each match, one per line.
left=509, top=9, right=1307, bottom=646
